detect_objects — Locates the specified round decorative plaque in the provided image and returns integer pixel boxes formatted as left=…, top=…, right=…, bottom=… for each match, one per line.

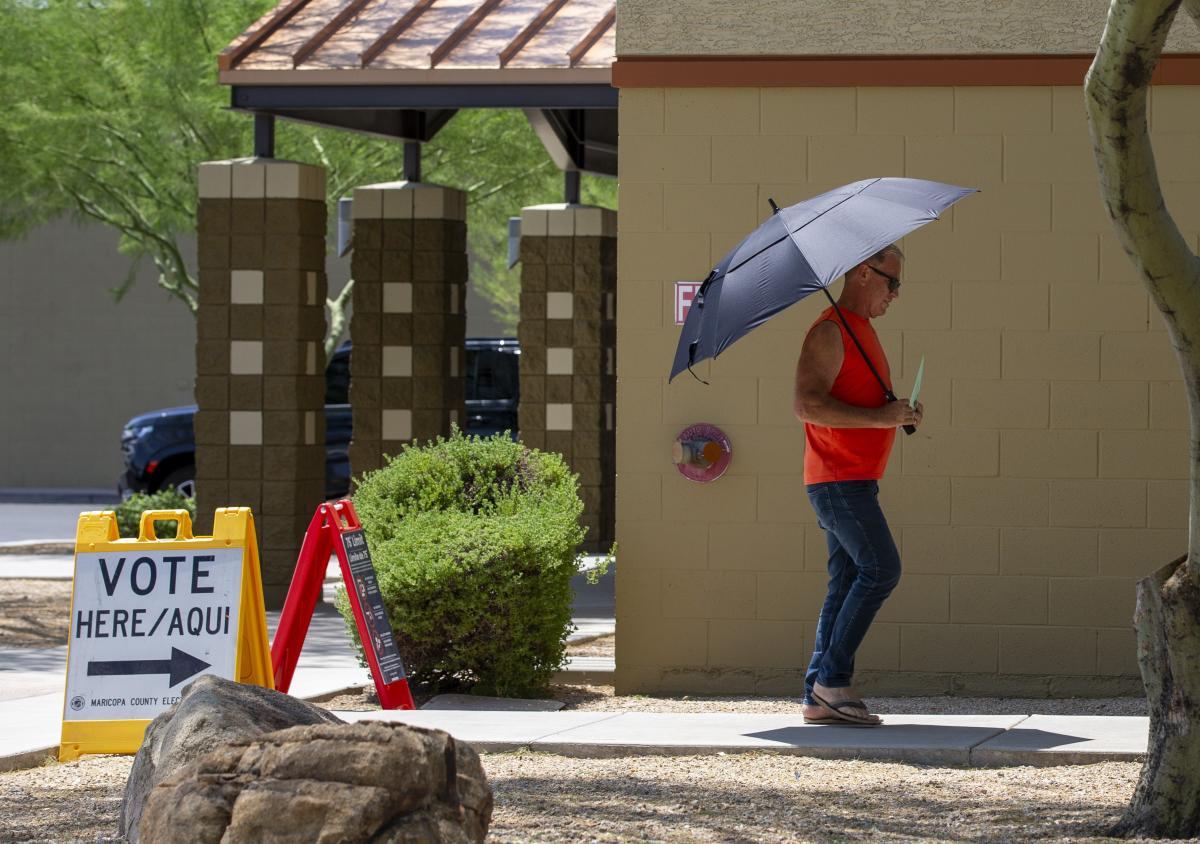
left=671, top=423, right=732, bottom=483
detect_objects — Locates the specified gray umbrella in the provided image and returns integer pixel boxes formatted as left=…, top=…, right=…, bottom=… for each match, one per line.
left=669, top=177, right=976, bottom=385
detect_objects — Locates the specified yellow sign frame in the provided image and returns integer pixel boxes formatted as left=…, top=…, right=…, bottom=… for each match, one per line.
left=59, top=507, right=273, bottom=762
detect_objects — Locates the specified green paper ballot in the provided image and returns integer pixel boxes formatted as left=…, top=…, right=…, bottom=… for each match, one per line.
left=910, top=356, right=925, bottom=408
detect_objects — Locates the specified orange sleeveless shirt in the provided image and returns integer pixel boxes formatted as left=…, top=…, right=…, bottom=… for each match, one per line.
left=803, top=307, right=897, bottom=484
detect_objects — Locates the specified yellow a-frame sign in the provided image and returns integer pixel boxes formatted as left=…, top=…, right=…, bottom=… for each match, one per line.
left=59, top=507, right=272, bottom=761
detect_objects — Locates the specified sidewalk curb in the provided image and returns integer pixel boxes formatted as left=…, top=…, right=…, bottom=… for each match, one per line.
left=0, top=747, right=57, bottom=774
left=0, top=541, right=75, bottom=556
left=526, top=742, right=976, bottom=764
left=1, top=737, right=1147, bottom=773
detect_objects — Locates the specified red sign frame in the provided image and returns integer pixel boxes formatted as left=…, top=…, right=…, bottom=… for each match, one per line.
left=271, top=499, right=415, bottom=710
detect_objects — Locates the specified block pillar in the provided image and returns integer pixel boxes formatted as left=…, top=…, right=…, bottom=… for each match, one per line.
left=517, top=204, right=616, bottom=550
left=348, top=182, right=467, bottom=475
left=195, top=158, right=328, bottom=608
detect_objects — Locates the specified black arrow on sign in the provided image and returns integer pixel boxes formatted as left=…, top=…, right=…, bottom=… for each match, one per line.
left=87, top=647, right=211, bottom=687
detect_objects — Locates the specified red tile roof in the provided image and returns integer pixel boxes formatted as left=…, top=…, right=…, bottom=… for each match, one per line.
left=219, top=0, right=615, bottom=84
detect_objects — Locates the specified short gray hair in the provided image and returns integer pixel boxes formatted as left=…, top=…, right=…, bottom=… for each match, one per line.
left=845, top=244, right=904, bottom=282
left=868, top=244, right=904, bottom=264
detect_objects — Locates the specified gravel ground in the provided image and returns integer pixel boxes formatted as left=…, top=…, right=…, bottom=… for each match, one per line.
left=0, top=755, right=127, bottom=843
left=0, top=580, right=71, bottom=648
left=0, top=752, right=1165, bottom=843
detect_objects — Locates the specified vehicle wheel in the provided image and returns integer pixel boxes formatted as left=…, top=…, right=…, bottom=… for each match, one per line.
left=158, top=465, right=196, bottom=499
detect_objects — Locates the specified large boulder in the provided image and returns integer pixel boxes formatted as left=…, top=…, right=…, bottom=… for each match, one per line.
left=120, top=674, right=343, bottom=842
left=138, top=721, right=493, bottom=843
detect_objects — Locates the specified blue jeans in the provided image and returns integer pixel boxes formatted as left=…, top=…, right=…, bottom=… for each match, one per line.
left=803, top=480, right=901, bottom=705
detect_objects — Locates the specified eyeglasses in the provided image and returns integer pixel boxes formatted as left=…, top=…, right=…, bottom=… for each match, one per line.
left=866, top=264, right=902, bottom=293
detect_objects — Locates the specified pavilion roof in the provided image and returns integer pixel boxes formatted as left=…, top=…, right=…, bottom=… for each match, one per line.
left=219, top=0, right=615, bottom=85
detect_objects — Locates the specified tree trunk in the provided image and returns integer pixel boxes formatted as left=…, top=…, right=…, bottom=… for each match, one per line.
left=1111, top=557, right=1200, bottom=837
left=1086, top=0, right=1200, bottom=836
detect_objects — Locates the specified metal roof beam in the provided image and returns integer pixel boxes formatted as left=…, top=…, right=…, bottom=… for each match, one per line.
left=294, top=0, right=374, bottom=68
left=524, top=107, right=617, bottom=176
left=240, top=107, right=458, bottom=143
left=567, top=3, right=614, bottom=67
left=430, top=0, right=505, bottom=67
left=220, top=0, right=313, bottom=71
left=231, top=83, right=618, bottom=110
left=498, top=0, right=569, bottom=67
left=361, top=0, right=437, bottom=67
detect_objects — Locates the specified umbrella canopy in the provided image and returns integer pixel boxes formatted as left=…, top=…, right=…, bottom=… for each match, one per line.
left=669, top=177, right=976, bottom=381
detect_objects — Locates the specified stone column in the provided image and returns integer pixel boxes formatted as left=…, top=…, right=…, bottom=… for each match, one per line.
left=348, top=182, right=468, bottom=475
left=195, top=158, right=328, bottom=607
left=517, top=204, right=616, bottom=550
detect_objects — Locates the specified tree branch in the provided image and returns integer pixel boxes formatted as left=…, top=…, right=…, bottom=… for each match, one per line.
left=325, top=279, right=355, bottom=362
left=1086, top=0, right=1200, bottom=579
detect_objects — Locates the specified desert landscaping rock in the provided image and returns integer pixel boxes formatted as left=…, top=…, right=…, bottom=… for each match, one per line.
left=120, top=674, right=344, bottom=842
left=138, top=721, right=492, bottom=843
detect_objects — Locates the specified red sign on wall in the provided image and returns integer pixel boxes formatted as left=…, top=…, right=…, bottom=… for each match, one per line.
left=675, top=281, right=702, bottom=325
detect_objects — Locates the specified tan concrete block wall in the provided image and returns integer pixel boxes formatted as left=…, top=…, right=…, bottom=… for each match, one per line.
left=348, top=182, right=467, bottom=476
left=518, top=205, right=617, bottom=550
left=195, top=158, right=327, bottom=608
left=615, top=85, right=1199, bottom=696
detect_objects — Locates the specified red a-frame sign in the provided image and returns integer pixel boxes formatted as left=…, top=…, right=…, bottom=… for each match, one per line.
left=271, top=499, right=415, bottom=710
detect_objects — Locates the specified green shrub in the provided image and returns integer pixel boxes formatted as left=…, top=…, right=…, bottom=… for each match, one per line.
left=114, top=488, right=196, bottom=539
left=338, top=429, right=586, bottom=697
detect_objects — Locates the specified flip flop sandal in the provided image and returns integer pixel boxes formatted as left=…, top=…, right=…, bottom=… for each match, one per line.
left=802, top=715, right=846, bottom=725
left=811, top=692, right=882, bottom=726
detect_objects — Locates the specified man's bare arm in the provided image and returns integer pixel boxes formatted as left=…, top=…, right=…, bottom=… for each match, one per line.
left=793, top=321, right=917, bottom=429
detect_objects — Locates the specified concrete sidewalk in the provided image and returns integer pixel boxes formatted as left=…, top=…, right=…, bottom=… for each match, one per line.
left=0, top=694, right=1148, bottom=772
left=336, top=709, right=1148, bottom=767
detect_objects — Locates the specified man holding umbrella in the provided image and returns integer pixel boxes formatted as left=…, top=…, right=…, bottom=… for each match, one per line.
left=794, top=244, right=920, bottom=726
left=668, top=178, right=974, bottom=724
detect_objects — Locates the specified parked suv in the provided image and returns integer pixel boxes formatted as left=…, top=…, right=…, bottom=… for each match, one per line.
left=118, top=338, right=519, bottom=500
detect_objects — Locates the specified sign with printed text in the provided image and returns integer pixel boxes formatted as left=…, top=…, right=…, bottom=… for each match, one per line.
left=272, top=500, right=414, bottom=710
left=342, top=530, right=406, bottom=686
left=675, top=281, right=702, bottom=325
left=64, top=548, right=244, bottom=722
left=60, top=508, right=273, bottom=761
